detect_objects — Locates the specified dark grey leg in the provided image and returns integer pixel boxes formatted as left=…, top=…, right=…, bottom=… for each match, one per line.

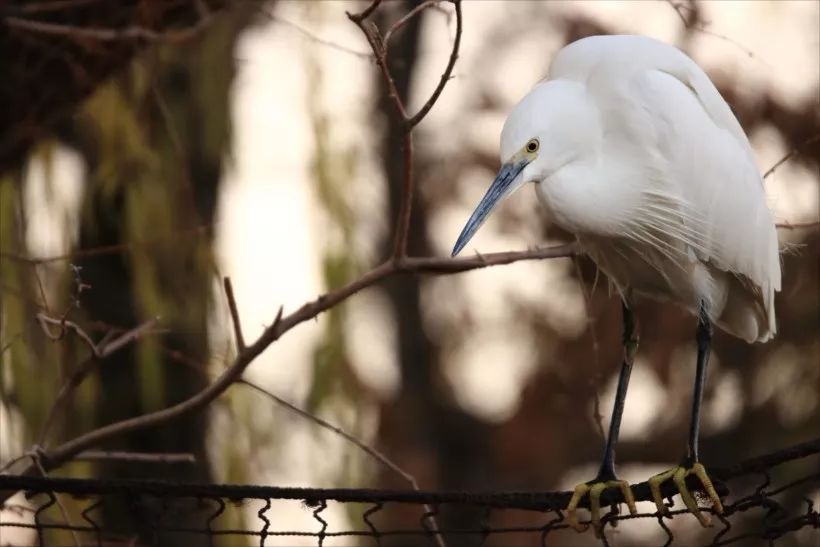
left=687, top=302, right=712, bottom=465
left=567, top=301, right=639, bottom=533
left=596, top=301, right=638, bottom=481
left=647, top=302, right=723, bottom=524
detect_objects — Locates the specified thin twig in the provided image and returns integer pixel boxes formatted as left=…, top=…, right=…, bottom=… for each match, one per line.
left=763, top=134, right=820, bottom=180
left=223, top=277, right=246, bottom=350
left=37, top=318, right=161, bottom=445
left=239, top=378, right=449, bottom=544
left=3, top=11, right=214, bottom=44
left=347, top=0, right=384, bottom=23
left=573, top=256, right=605, bottom=443
left=29, top=452, right=81, bottom=547
left=405, top=0, right=462, bottom=128
left=74, top=451, right=196, bottom=464
left=3, top=0, right=103, bottom=15
left=157, top=344, right=444, bottom=544
left=0, top=224, right=212, bottom=265
left=239, top=380, right=423, bottom=490
left=266, top=14, right=371, bottom=59
left=383, top=0, right=439, bottom=52
left=393, top=133, right=415, bottom=258
left=775, top=220, right=820, bottom=230
left=346, top=16, right=408, bottom=121
left=36, top=313, right=96, bottom=348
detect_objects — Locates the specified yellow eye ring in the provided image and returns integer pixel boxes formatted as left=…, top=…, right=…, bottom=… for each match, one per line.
left=526, top=139, right=539, bottom=153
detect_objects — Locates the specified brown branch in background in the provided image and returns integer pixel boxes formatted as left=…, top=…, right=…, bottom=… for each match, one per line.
left=238, top=377, right=449, bottom=545
left=35, top=313, right=159, bottom=360
left=36, top=313, right=95, bottom=347
left=0, top=241, right=575, bottom=505
left=0, top=224, right=212, bottom=266
left=393, top=133, right=415, bottom=258
left=404, top=1, right=462, bottom=128
left=349, top=0, right=462, bottom=259
left=265, top=13, right=372, bottom=59
left=383, top=0, right=440, bottom=53
left=27, top=453, right=81, bottom=547
left=763, top=133, right=820, bottom=180
left=37, top=318, right=161, bottom=445
left=238, top=380, right=426, bottom=496
left=665, top=0, right=700, bottom=29
left=573, top=257, right=606, bottom=444
left=74, top=451, right=196, bottom=464
left=776, top=220, right=820, bottom=230
left=3, top=7, right=215, bottom=44
left=223, top=277, right=246, bottom=350
left=349, top=0, right=384, bottom=24
left=4, top=0, right=104, bottom=15
left=157, top=344, right=439, bottom=542
left=28, top=244, right=570, bottom=456
left=348, top=18, right=408, bottom=121
left=664, top=0, right=763, bottom=62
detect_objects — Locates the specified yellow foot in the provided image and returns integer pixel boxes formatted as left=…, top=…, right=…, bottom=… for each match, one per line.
left=566, top=479, right=637, bottom=537
left=648, top=462, right=724, bottom=526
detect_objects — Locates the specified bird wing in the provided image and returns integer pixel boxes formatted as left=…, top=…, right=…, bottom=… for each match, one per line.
left=635, top=65, right=781, bottom=341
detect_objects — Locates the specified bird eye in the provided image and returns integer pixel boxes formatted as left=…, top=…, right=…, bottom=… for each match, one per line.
left=526, top=139, right=539, bottom=153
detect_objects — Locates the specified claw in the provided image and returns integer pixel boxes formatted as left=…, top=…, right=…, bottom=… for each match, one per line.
left=648, top=463, right=723, bottom=527
left=648, top=468, right=676, bottom=517
left=566, top=483, right=591, bottom=533
left=567, top=479, right=637, bottom=537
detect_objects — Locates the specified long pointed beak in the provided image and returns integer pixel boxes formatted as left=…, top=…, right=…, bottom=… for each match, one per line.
left=451, top=159, right=529, bottom=257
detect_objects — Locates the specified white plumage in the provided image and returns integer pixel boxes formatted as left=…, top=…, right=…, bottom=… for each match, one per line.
left=450, top=35, right=780, bottom=532
left=456, top=34, right=781, bottom=343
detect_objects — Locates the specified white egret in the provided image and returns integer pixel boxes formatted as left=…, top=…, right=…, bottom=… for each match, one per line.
left=452, top=35, right=780, bottom=534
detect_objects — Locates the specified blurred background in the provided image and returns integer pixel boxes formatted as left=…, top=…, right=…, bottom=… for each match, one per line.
left=0, top=1, right=818, bottom=545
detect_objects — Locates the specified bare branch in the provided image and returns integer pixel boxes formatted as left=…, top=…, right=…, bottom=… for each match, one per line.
left=97, top=318, right=160, bottom=358
left=0, top=224, right=211, bottom=265
left=36, top=313, right=96, bottom=348
left=2, top=241, right=576, bottom=502
left=266, top=13, right=371, bottom=59
left=392, top=133, right=415, bottom=258
left=223, top=277, right=245, bottom=350
left=238, top=377, right=448, bottom=545
left=347, top=0, right=384, bottom=23
left=405, top=0, right=462, bottom=128
left=239, top=380, right=419, bottom=488
left=3, top=10, right=215, bottom=44
left=38, top=318, right=161, bottom=445
left=776, top=220, right=820, bottom=230
left=383, top=0, right=439, bottom=51
left=346, top=16, right=409, bottom=121
left=75, top=451, right=196, bottom=464
left=4, top=0, right=104, bottom=15
left=347, top=0, right=462, bottom=258
left=763, top=133, right=820, bottom=180
left=28, top=452, right=81, bottom=547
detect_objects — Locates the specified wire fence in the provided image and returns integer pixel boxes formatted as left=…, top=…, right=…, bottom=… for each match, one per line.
left=1, top=438, right=818, bottom=547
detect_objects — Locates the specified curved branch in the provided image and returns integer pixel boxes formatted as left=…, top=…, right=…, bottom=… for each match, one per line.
left=405, top=0, right=462, bottom=129
left=1, top=243, right=576, bottom=500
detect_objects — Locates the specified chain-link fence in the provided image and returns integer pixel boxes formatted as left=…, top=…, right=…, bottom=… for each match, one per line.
left=1, top=438, right=817, bottom=547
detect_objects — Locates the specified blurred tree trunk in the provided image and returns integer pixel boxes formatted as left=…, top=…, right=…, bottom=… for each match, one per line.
left=53, top=8, right=255, bottom=544
left=373, top=3, right=491, bottom=541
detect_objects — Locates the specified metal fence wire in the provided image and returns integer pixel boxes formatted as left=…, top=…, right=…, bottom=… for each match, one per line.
left=0, top=438, right=818, bottom=547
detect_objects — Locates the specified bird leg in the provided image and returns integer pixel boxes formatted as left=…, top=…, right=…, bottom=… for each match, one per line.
left=648, top=304, right=724, bottom=526
left=567, top=302, right=638, bottom=536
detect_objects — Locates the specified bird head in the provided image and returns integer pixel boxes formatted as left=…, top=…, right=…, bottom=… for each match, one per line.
left=451, top=80, right=600, bottom=256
